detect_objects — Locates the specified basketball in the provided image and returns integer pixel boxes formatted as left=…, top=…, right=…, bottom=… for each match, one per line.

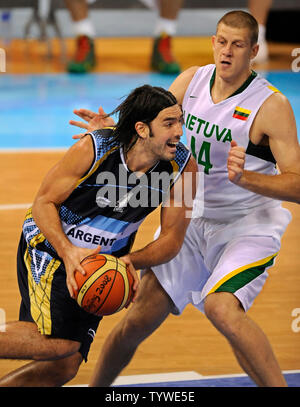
left=74, top=253, right=134, bottom=316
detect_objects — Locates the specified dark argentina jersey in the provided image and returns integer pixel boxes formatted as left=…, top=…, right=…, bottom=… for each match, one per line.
left=23, top=128, right=191, bottom=258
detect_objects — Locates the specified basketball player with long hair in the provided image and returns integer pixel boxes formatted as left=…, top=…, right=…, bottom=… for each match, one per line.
left=0, top=85, right=197, bottom=386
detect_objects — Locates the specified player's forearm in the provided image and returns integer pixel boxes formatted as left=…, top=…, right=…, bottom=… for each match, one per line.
left=32, top=199, right=72, bottom=258
left=129, top=233, right=182, bottom=270
left=238, top=170, right=300, bottom=204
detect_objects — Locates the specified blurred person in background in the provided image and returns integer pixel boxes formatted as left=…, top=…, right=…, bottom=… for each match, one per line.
left=65, top=0, right=183, bottom=74
left=248, top=0, right=273, bottom=63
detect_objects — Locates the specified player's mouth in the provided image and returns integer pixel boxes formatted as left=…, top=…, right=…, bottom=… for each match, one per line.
left=221, top=60, right=232, bottom=66
left=166, top=141, right=179, bottom=150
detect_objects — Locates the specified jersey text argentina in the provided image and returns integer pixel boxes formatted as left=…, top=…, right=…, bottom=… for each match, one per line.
left=183, top=64, right=281, bottom=220
left=23, top=128, right=191, bottom=258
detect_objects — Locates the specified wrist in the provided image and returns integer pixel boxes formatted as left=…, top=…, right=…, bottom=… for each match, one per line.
left=56, top=239, right=73, bottom=259
left=234, top=170, right=249, bottom=188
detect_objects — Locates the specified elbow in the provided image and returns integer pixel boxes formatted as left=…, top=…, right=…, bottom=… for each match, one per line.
left=32, top=195, right=44, bottom=217
left=164, top=240, right=183, bottom=263
left=31, top=198, right=39, bottom=219
left=32, top=196, right=58, bottom=221
left=288, top=191, right=300, bottom=205
left=173, top=240, right=184, bottom=258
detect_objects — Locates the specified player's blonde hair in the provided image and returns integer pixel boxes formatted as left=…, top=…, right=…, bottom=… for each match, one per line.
left=217, top=10, right=259, bottom=46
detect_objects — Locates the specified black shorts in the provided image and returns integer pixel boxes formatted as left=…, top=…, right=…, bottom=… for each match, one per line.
left=17, top=233, right=102, bottom=362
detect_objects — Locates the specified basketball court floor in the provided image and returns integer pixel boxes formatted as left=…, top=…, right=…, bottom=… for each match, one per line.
left=0, top=34, right=300, bottom=387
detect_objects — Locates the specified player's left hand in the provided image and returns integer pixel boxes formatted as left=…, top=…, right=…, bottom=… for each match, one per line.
left=227, top=140, right=246, bottom=184
left=119, top=255, right=140, bottom=305
left=70, top=106, right=116, bottom=139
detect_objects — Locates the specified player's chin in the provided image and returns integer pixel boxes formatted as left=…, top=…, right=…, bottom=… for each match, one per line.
left=164, top=148, right=177, bottom=161
left=163, top=152, right=176, bottom=162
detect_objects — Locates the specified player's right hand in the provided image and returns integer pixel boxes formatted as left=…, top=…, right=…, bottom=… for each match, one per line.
left=62, top=245, right=101, bottom=298
left=227, top=140, right=246, bottom=184
left=70, top=106, right=116, bottom=139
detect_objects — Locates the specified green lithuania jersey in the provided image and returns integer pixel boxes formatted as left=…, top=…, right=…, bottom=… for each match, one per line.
left=183, top=64, right=281, bottom=220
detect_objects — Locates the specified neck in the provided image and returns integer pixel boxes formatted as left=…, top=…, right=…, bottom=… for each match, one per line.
left=212, top=68, right=253, bottom=103
left=124, top=143, right=158, bottom=173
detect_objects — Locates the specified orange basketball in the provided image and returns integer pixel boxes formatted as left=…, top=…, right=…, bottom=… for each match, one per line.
left=74, top=253, right=134, bottom=316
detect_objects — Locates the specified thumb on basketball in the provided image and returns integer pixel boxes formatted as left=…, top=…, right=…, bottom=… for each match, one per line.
left=79, top=246, right=101, bottom=265
left=78, top=245, right=102, bottom=276
left=89, top=245, right=101, bottom=256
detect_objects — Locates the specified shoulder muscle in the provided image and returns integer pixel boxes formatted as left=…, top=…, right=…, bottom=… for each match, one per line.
left=169, top=66, right=199, bottom=104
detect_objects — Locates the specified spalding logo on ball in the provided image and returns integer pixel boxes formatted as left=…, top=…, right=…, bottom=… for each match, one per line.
left=74, top=254, right=134, bottom=316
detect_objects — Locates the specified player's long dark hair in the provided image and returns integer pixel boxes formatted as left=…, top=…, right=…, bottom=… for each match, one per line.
left=108, top=84, right=177, bottom=151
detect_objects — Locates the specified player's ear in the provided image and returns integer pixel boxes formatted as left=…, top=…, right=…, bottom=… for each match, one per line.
left=251, top=43, right=259, bottom=59
left=135, top=121, right=149, bottom=139
left=211, top=35, right=216, bottom=48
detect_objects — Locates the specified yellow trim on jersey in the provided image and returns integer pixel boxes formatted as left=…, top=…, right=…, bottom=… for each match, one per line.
left=25, top=207, right=33, bottom=220
left=207, top=252, right=278, bottom=295
left=170, top=159, right=180, bottom=182
left=268, top=85, right=281, bottom=93
left=30, top=233, right=46, bottom=248
left=168, top=160, right=180, bottom=189
left=24, top=207, right=47, bottom=248
left=75, top=145, right=119, bottom=189
left=171, top=159, right=179, bottom=173
left=24, top=247, right=61, bottom=335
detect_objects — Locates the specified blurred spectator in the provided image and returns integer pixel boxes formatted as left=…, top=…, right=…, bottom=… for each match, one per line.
left=65, top=0, right=183, bottom=74
left=64, top=0, right=96, bottom=73
left=248, top=0, right=273, bottom=63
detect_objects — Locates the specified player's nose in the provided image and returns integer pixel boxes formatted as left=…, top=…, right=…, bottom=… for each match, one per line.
left=174, top=121, right=183, bottom=137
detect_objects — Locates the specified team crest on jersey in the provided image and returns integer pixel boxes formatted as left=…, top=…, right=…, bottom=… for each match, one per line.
left=233, top=106, right=252, bottom=121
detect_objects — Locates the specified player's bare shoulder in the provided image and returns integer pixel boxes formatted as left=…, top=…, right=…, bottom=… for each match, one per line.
left=59, top=132, right=95, bottom=178
left=169, top=66, right=200, bottom=105
left=261, top=91, right=292, bottom=117
left=257, top=91, right=297, bottom=139
left=181, top=65, right=200, bottom=79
